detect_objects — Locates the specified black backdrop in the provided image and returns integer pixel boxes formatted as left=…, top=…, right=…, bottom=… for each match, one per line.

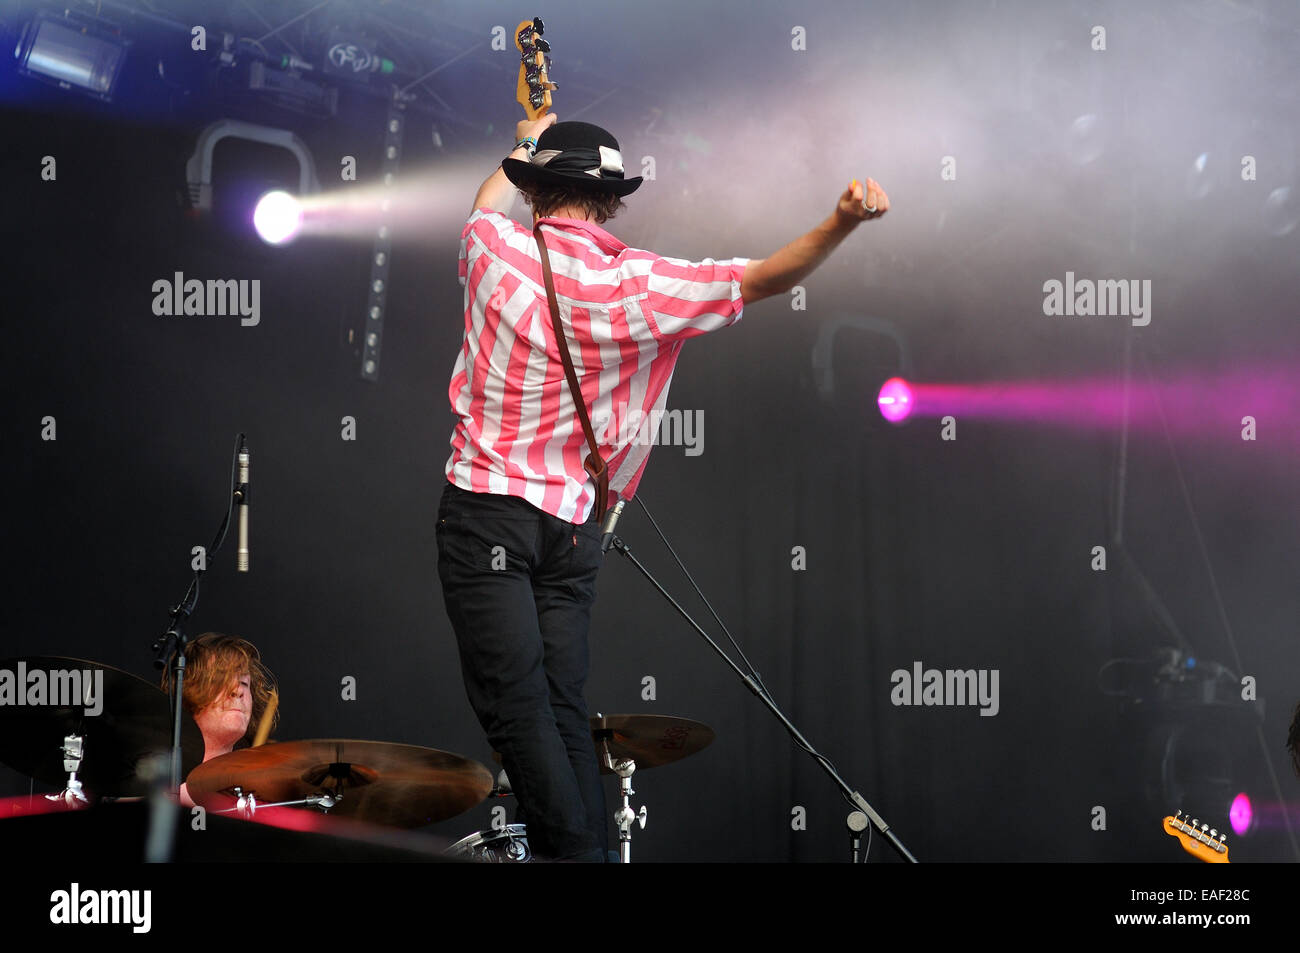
left=3, top=0, right=1298, bottom=863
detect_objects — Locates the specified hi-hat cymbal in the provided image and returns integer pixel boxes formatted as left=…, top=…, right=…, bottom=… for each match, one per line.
left=186, top=739, right=493, bottom=828
left=0, top=656, right=204, bottom=797
left=590, top=714, right=714, bottom=773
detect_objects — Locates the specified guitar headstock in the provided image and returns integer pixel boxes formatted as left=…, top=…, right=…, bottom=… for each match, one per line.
left=515, top=17, right=556, bottom=120
left=1162, top=811, right=1230, bottom=863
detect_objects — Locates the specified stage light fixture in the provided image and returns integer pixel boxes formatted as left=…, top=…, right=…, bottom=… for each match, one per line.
left=185, top=119, right=320, bottom=213
left=253, top=190, right=303, bottom=245
left=14, top=14, right=130, bottom=102
left=356, top=104, right=403, bottom=383
left=877, top=377, right=914, bottom=423
left=1229, top=792, right=1253, bottom=835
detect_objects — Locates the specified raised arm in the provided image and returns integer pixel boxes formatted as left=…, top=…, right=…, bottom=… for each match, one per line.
left=471, top=114, right=559, bottom=215
left=740, top=178, right=890, bottom=305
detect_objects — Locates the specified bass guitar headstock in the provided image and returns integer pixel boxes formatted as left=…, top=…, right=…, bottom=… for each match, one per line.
left=515, top=17, right=556, bottom=119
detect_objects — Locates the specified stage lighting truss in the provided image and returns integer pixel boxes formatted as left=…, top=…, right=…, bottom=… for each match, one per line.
left=243, top=57, right=338, bottom=119
left=359, top=102, right=404, bottom=383
left=14, top=11, right=132, bottom=102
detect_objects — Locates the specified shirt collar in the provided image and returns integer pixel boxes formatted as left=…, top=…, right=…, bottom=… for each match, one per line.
left=535, top=216, right=627, bottom=255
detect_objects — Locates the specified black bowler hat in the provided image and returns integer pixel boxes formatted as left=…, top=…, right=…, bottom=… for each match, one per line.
left=502, top=121, right=642, bottom=197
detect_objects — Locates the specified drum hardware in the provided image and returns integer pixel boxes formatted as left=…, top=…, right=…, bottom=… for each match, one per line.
left=209, top=787, right=345, bottom=819
left=446, top=824, right=532, bottom=863
left=489, top=768, right=513, bottom=797
left=0, top=656, right=205, bottom=799
left=597, top=730, right=646, bottom=864
left=591, top=713, right=712, bottom=864
left=46, top=734, right=90, bottom=809
left=488, top=713, right=712, bottom=862
left=235, top=787, right=259, bottom=817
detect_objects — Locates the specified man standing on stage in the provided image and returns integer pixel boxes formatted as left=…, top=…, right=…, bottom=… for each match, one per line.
left=436, top=114, right=889, bottom=861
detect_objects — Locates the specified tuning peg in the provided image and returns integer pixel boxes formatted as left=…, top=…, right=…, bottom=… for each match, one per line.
left=533, top=17, right=545, bottom=34
left=1209, top=828, right=1218, bottom=838
left=536, top=37, right=550, bottom=53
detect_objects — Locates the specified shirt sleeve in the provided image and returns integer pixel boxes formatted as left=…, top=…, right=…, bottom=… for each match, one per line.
left=458, top=207, right=529, bottom=287
left=641, top=255, right=749, bottom=341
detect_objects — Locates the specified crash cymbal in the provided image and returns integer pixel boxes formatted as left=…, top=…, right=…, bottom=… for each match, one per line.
left=0, top=656, right=204, bottom=797
left=590, top=714, right=714, bottom=773
left=186, top=739, right=493, bottom=828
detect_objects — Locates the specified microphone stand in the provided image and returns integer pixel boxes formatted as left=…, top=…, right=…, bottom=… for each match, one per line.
left=153, top=589, right=193, bottom=792
left=151, top=432, right=246, bottom=795
left=604, top=508, right=917, bottom=863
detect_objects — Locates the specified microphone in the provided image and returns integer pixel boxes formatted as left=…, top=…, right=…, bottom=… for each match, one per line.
left=600, top=499, right=625, bottom=553
left=236, top=439, right=250, bottom=572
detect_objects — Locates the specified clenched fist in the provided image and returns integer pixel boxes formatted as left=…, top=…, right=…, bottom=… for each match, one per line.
left=836, top=177, right=890, bottom=223
left=516, top=113, right=557, bottom=144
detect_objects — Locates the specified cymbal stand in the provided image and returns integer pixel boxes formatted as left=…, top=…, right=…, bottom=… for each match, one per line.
left=599, top=734, right=646, bottom=863
left=46, top=734, right=90, bottom=808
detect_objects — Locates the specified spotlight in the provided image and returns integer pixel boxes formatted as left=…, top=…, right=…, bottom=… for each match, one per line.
left=14, top=14, right=130, bottom=102
left=877, top=377, right=914, bottom=423
left=253, top=190, right=303, bottom=245
left=1229, top=792, right=1253, bottom=835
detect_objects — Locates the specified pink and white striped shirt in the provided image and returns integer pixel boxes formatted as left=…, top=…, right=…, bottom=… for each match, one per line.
left=446, top=207, right=748, bottom=524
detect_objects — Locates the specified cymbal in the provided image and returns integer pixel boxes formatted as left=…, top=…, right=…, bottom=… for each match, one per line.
left=0, top=656, right=204, bottom=797
left=590, top=714, right=714, bottom=773
left=186, top=739, right=493, bottom=828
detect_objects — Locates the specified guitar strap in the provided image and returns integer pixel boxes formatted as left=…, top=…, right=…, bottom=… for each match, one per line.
left=534, top=223, right=609, bottom=521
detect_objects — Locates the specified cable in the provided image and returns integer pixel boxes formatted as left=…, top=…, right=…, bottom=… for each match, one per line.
left=159, top=433, right=243, bottom=657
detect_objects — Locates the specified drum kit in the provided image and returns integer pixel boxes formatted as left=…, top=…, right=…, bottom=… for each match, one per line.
left=0, top=656, right=715, bottom=862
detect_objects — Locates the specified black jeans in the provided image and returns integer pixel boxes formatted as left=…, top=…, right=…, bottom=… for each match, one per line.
left=436, top=480, right=607, bottom=862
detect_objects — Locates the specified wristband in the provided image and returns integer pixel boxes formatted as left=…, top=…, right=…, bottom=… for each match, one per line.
left=513, top=136, right=538, bottom=158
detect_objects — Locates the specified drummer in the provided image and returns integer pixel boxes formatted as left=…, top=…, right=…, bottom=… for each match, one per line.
left=161, top=633, right=278, bottom=807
